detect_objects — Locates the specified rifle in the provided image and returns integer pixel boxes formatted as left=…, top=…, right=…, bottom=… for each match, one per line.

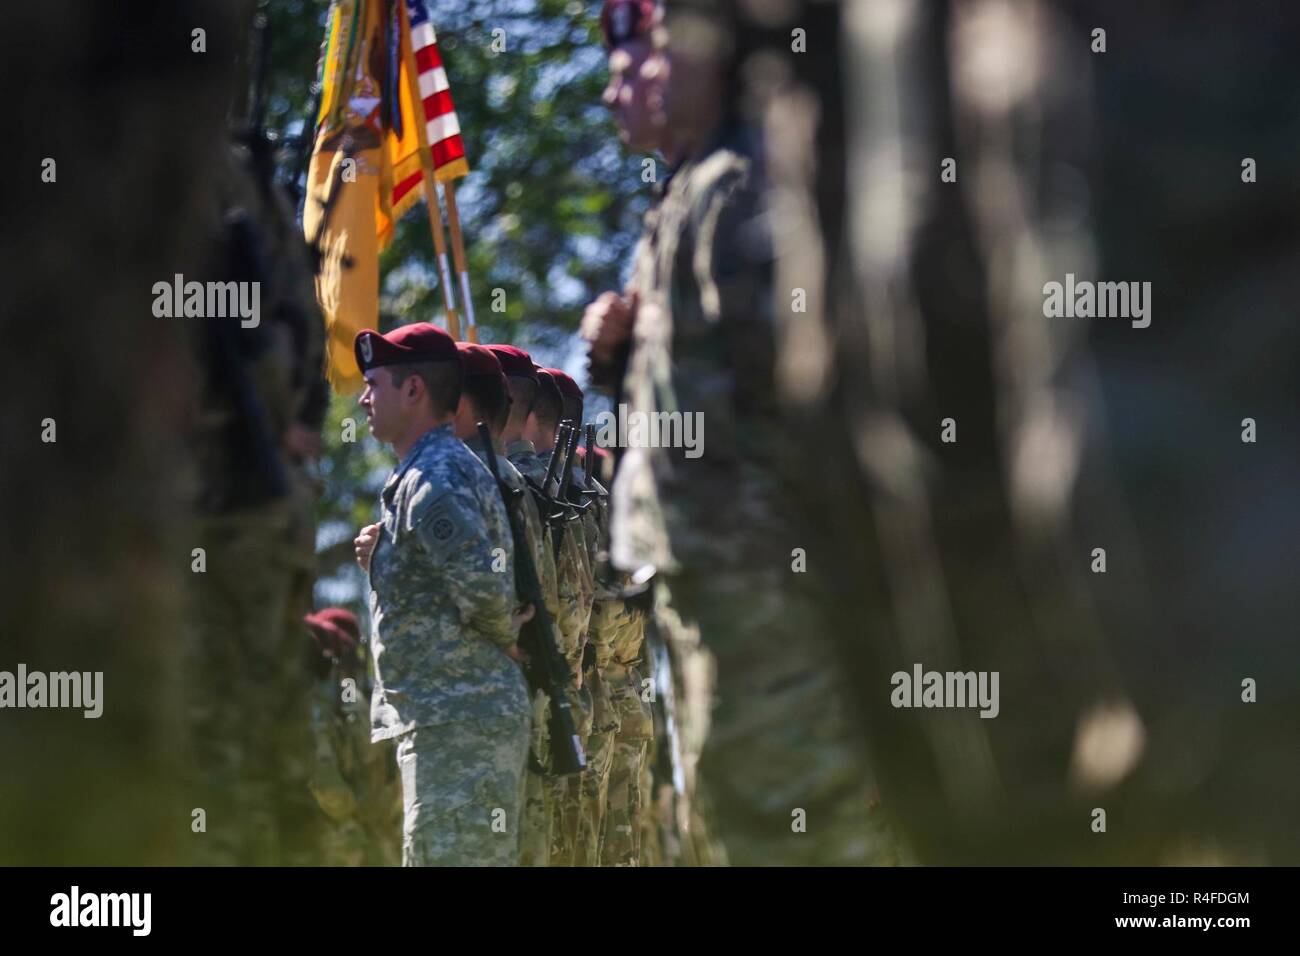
left=647, top=617, right=686, bottom=800
left=477, top=424, right=587, bottom=776
left=557, top=420, right=582, bottom=504
left=536, top=424, right=581, bottom=564
left=555, top=419, right=599, bottom=512
left=576, top=422, right=607, bottom=515
left=543, top=423, right=571, bottom=499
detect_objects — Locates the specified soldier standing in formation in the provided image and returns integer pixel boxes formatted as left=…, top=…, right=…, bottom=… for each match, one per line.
left=479, top=346, right=571, bottom=864
left=519, top=367, right=598, bottom=864
left=545, top=368, right=622, bottom=866
left=353, top=323, right=534, bottom=866
left=450, top=343, right=563, bottom=866
left=555, top=371, right=657, bottom=867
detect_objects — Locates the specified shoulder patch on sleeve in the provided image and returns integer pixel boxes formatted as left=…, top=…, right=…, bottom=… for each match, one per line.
left=415, top=491, right=473, bottom=556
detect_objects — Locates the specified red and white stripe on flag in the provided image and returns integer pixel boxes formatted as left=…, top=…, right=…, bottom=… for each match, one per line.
left=407, top=0, right=468, bottom=181
left=382, top=0, right=470, bottom=250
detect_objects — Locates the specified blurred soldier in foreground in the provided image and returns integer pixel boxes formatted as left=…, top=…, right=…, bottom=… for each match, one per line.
left=304, top=608, right=401, bottom=866
left=584, top=0, right=897, bottom=864
left=733, top=0, right=1300, bottom=863
left=354, top=323, right=532, bottom=866
left=1, top=0, right=241, bottom=866
left=588, top=0, right=722, bottom=867
left=183, top=130, right=328, bottom=866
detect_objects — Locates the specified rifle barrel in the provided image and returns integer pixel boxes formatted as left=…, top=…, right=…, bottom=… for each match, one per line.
left=543, top=424, right=570, bottom=496
left=558, top=421, right=581, bottom=502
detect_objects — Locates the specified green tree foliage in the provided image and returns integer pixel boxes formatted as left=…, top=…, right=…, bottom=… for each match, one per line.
left=258, top=0, right=644, bottom=339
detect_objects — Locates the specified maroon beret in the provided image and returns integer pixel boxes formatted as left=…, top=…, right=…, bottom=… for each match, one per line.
left=544, top=367, right=584, bottom=401
left=484, top=344, right=538, bottom=380
left=601, top=0, right=656, bottom=49
left=304, top=608, right=360, bottom=658
left=457, top=342, right=507, bottom=379
left=354, top=322, right=459, bottom=373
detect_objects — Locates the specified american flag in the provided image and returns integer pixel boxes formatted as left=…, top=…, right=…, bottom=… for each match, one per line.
left=393, top=0, right=468, bottom=213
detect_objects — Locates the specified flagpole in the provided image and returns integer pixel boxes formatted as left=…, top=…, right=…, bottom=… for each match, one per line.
left=399, top=2, right=461, bottom=339
left=443, top=182, right=477, bottom=343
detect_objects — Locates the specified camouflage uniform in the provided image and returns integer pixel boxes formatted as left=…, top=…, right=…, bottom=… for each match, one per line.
left=570, top=471, right=622, bottom=866
left=507, top=437, right=595, bottom=864
left=308, top=660, right=401, bottom=866
left=183, top=142, right=327, bottom=866
left=471, top=439, right=560, bottom=866
left=277, top=459, right=328, bottom=866
left=595, top=545, right=654, bottom=865
left=609, top=123, right=895, bottom=865
left=369, top=424, right=530, bottom=866
left=553, top=470, right=598, bottom=865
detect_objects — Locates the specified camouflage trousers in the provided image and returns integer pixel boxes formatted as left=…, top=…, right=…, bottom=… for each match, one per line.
left=671, top=568, right=899, bottom=866
left=364, top=744, right=404, bottom=868
left=601, top=738, right=649, bottom=866
left=183, top=501, right=321, bottom=866
left=320, top=815, right=403, bottom=867
left=572, top=729, right=617, bottom=866
left=319, top=782, right=402, bottom=867
left=396, top=716, right=529, bottom=866
left=549, top=684, right=594, bottom=865
left=519, top=690, right=553, bottom=866
left=642, top=585, right=727, bottom=866
left=571, top=667, right=621, bottom=866
left=320, top=819, right=367, bottom=867
left=638, top=743, right=661, bottom=866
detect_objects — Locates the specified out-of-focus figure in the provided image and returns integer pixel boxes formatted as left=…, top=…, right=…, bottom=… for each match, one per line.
left=304, top=608, right=401, bottom=866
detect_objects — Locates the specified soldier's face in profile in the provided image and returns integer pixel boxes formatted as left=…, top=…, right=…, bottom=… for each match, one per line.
left=360, top=369, right=404, bottom=443
left=603, top=38, right=666, bottom=153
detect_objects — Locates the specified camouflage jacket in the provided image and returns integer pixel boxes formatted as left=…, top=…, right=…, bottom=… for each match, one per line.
left=610, top=123, right=785, bottom=580
left=368, top=424, right=529, bottom=739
